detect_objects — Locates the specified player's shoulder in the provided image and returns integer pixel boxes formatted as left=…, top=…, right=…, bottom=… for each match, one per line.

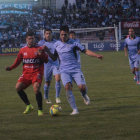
left=67, top=39, right=75, bottom=44
left=54, top=40, right=62, bottom=46
left=20, top=45, right=28, bottom=50
left=136, top=36, right=140, bottom=40
left=38, top=39, right=45, bottom=46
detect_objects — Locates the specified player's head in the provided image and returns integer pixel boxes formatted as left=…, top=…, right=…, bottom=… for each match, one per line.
left=60, top=25, right=69, bottom=42
left=26, top=31, right=36, bottom=47
left=69, top=31, right=76, bottom=39
left=44, top=28, right=52, bottom=41
left=128, top=28, right=135, bottom=37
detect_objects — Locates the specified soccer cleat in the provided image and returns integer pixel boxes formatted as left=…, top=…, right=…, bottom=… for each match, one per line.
left=23, top=104, right=33, bottom=114
left=136, top=81, right=140, bottom=85
left=38, top=110, right=44, bottom=116
left=70, top=109, right=79, bottom=115
left=83, top=94, right=90, bottom=105
left=134, top=75, right=137, bottom=81
left=45, top=99, right=52, bottom=104
left=56, top=97, right=61, bottom=104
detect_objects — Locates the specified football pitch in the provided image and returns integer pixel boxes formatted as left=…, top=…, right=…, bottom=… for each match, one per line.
left=0, top=51, right=140, bottom=140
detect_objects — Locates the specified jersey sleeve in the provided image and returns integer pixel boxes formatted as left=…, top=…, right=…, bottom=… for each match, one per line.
left=74, top=42, right=86, bottom=53
left=138, top=37, right=140, bottom=50
left=38, top=40, right=44, bottom=46
left=9, top=49, right=23, bottom=70
left=124, top=39, right=128, bottom=48
left=40, top=51, right=48, bottom=63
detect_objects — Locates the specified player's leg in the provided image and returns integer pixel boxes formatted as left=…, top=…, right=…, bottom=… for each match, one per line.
left=72, top=71, right=90, bottom=105
left=16, top=75, right=33, bottom=114
left=129, top=58, right=136, bottom=81
left=61, top=72, right=79, bottom=115
left=135, top=57, right=140, bottom=84
left=33, top=82, right=43, bottom=116
left=44, top=63, right=52, bottom=103
left=16, top=82, right=30, bottom=105
left=53, top=66, right=61, bottom=103
left=32, top=73, right=44, bottom=116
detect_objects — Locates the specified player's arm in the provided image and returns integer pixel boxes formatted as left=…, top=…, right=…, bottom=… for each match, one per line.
left=138, top=39, right=140, bottom=54
left=75, top=42, right=103, bottom=60
left=6, top=51, right=22, bottom=71
left=124, top=40, right=128, bottom=56
left=85, top=49, right=103, bottom=60
left=37, top=46, right=48, bottom=63
left=43, top=45, right=58, bottom=61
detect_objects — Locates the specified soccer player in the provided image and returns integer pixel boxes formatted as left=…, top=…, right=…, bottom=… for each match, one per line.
left=124, top=28, right=140, bottom=84
left=5, top=31, right=48, bottom=116
left=45, top=25, right=103, bottom=115
left=69, top=31, right=81, bottom=65
left=38, top=29, right=61, bottom=104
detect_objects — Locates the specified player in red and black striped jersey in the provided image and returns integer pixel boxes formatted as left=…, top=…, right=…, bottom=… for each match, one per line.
left=6, top=31, right=48, bottom=116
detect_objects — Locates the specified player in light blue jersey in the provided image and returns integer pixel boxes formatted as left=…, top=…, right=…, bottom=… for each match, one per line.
left=124, top=28, right=140, bottom=84
left=38, top=29, right=61, bottom=104
left=69, top=31, right=81, bottom=65
left=45, top=26, right=103, bottom=115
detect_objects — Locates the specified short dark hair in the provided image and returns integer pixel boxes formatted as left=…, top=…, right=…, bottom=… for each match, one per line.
left=128, top=28, right=134, bottom=32
left=60, top=25, right=69, bottom=33
left=25, top=31, right=35, bottom=38
left=44, top=28, right=52, bottom=33
left=69, top=31, right=76, bottom=35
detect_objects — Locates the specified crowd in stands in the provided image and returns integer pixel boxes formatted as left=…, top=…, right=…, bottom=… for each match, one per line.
left=0, top=0, right=140, bottom=48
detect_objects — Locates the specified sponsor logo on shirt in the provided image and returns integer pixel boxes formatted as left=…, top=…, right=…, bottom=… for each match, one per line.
left=23, top=58, right=40, bottom=64
left=23, top=52, right=27, bottom=56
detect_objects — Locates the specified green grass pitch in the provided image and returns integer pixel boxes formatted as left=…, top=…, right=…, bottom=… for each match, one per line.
left=0, top=51, right=140, bottom=140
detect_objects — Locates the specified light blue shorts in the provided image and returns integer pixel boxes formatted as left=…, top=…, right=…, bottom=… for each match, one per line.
left=44, top=63, right=60, bottom=82
left=129, top=57, right=137, bottom=69
left=61, top=71, right=86, bottom=86
left=135, top=55, right=140, bottom=68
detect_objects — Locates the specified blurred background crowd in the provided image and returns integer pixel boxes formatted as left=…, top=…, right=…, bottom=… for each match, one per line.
left=0, top=0, right=140, bottom=48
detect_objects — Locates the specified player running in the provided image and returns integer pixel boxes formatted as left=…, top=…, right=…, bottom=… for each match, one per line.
left=44, top=26, right=103, bottom=115
left=124, top=28, right=140, bottom=84
left=38, top=29, right=61, bottom=104
left=6, top=31, right=48, bottom=116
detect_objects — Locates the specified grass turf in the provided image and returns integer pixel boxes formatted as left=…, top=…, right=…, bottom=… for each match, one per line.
left=0, top=51, right=140, bottom=140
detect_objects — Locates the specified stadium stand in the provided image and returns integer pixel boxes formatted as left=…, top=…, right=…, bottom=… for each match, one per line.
left=0, top=0, right=139, bottom=48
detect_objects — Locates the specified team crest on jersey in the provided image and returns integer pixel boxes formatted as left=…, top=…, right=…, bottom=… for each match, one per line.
left=24, top=52, right=27, bottom=56
left=34, top=52, right=38, bottom=56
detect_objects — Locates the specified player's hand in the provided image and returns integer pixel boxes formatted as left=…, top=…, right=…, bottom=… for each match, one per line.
left=37, top=47, right=45, bottom=56
left=96, top=55, right=103, bottom=60
left=5, top=67, right=11, bottom=71
left=138, top=50, right=140, bottom=54
left=43, top=45, right=50, bottom=53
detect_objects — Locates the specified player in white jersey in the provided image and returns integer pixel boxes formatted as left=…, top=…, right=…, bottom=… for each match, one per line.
left=124, top=28, right=140, bottom=84
left=38, top=29, right=61, bottom=104
left=44, top=26, right=103, bottom=115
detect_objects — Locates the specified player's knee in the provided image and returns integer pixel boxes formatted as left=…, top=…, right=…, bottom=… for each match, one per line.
left=45, top=81, right=51, bottom=86
left=135, top=68, right=139, bottom=71
left=33, top=83, right=40, bottom=94
left=15, top=85, right=22, bottom=92
left=55, top=74, right=61, bottom=81
left=65, top=83, right=72, bottom=91
left=33, top=88, right=40, bottom=94
left=78, top=85, right=86, bottom=92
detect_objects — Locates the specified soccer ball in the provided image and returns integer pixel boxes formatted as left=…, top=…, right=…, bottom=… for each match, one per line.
left=49, top=104, right=62, bottom=116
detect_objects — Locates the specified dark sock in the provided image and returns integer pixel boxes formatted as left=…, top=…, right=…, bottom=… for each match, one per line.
left=17, top=90, right=30, bottom=105
left=36, top=92, right=42, bottom=110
